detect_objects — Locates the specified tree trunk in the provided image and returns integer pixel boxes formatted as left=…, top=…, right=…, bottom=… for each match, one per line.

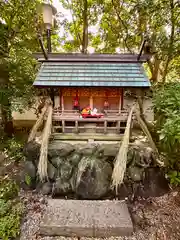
left=81, top=0, right=88, bottom=54
left=162, top=0, right=175, bottom=83
left=149, top=57, right=161, bottom=82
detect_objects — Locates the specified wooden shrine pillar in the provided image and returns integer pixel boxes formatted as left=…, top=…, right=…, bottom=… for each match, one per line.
left=60, top=90, right=64, bottom=112
left=121, top=89, right=124, bottom=110
left=90, top=95, right=93, bottom=109
left=136, top=88, right=144, bottom=115
left=50, top=89, right=55, bottom=107
left=119, top=88, right=124, bottom=113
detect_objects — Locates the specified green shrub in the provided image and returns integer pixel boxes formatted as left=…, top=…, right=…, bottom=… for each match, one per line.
left=0, top=213, right=21, bottom=240
left=0, top=199, right=11, bottom=217
left=25, top=174, right=32, bottom=186
left=0, top=179, right=24, bottom=239
left=0, top=179, right=19, bottom=200
left=153, top=82, right=180, bottom=184
left=153, top=83, right=180, bottom=157
left=4, top=137, right=24, bottom=162
left=166, top=171, right=180, bottom=186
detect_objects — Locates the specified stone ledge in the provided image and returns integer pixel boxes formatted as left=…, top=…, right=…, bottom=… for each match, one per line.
left=40, top=199, right=133, bottom=237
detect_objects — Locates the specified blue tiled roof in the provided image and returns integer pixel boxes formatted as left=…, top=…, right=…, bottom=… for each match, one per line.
left=33, top=62, right=151, bottom=87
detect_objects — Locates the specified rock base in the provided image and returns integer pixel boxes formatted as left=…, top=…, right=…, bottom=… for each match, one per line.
left=23, top=140, right=169, bottom=199
left=40, top=199, right=133, bottom=237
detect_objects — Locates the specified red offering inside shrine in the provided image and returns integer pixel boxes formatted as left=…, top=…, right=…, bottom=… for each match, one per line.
left=81, top=113, right=104, bottom=118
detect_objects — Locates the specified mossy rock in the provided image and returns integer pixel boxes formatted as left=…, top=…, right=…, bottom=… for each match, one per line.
left=49, top=156, right=64, bottom=169
left=97, top=144, right=119, bottom=157
left=128, top=166, right=144, bottom=182
left=59, top=161, right=73, bottom=181
left=76, top=156, right=112, bottom=199
left=48, top=162, right=58, bottom=180
left=67, top=152, right=82, bottom=166
left=23, top=140, right=40, bottom=166
left=48, top=142, right=74, bottom=158
left=74, top=143, right=98, bottom=156
left=52, top=178, right=72, bottom=196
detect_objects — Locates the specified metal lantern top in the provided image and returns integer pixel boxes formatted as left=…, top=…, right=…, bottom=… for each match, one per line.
left=42, top=3, right=57, bottom=29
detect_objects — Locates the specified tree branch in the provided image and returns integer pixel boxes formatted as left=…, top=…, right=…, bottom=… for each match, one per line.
left=66, top=0, right=83, bottom=50
left=111, top=0, right=133, bottom=53
left=162, top=0, right=175, bottom=83
left=81, top=0, right=88, bottom=53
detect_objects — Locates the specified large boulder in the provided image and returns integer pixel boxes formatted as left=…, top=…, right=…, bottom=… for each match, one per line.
left=20, top=161, right=37, bottom=189
left=49, top=156, right=64, bottom=169
left=23, top=140, right=40, bottom=166
left=98, top=144, right=119, bottom=157
left=75, top=156, right=112, bottom=199
left=74, top=143, right=98, bottom=156
left=128, top=166, right=144, bottom=182
left=47, top=162, right=58, bottom=180
left=41, top=182, right=52, bottom=195
left=60, top=161, right=73, bottom=181
left=137, top=167, right=169, bottom=198
left=118, top=167, right=169, bottom=200
left=24, top=161, right=36, bottom=179
left=48, top=142, right=74, bottom=159
left=67, top=152, right=82, bottom=166
left=52, top=178, right=72, bottom=196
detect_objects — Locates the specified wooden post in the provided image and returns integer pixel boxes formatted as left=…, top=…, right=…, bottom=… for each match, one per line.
left=75, top=120, right=78, bottom=133
left=104, top=120, right=107, bottom=134
left=117, top=120, right=121, bottom=134
left=54, top=96, right=60, bottom=108
left=136, top=88, right=144, bottom=118
left=62, top=120, right=65, bottom=133
left=90, top=95, right=93, bottom=109
left=59, top=89, right=61, bottom=107
left=61, top=95, right=64, bottom=113
left=119, top=89, right=124, bottom=113
left=121, top=89, right=124, bottom=110
left=118, top=93, right=121, bottom=114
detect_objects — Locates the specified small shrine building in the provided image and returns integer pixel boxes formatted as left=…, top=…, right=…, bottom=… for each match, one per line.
left=33, top=53, right=151, bottom=137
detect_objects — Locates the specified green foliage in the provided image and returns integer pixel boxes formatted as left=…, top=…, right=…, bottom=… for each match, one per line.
left=153, top=82, right=180, bottom=183
left=167, top=171, right=180, bottom=186
left=4, top=137, right=24, bottom=162
left=0, top=179, right=23, bottom=239
left=0, top=199, right=11, bottom=217
left=0, top=179, right=19, bottom=200
left=153, top=83, right=180, bottom=117
left=0, top=206, right=23, bottom=240
left=60, top=0, right=103, bottom=52
left=25, top=174, right=32, bottom=186
left=0, top=0, right=42, bottom=134
left=59, top=0, right=180, bottom=82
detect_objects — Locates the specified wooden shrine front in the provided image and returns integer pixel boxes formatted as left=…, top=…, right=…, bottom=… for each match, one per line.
left=59, top=87, right=124, bottom=112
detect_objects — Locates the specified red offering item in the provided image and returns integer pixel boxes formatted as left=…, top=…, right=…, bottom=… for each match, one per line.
left=73, top=96, right=79, bottom=107
left=81, top=113, right=104, bottom=118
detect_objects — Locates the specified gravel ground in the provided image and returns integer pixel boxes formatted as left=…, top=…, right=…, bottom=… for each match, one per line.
left=19, top=190, right=180, bottom=240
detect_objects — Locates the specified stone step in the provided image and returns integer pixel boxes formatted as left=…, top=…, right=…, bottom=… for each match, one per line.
left=40, top=199, right=133, bottom=238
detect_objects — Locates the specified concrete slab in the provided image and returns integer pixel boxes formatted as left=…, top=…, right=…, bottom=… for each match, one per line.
left=40, top=200, right=133, bottom=237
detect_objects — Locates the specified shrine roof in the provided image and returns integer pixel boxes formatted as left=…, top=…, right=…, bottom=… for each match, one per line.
left=33, top=53, right=151, bottom=88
